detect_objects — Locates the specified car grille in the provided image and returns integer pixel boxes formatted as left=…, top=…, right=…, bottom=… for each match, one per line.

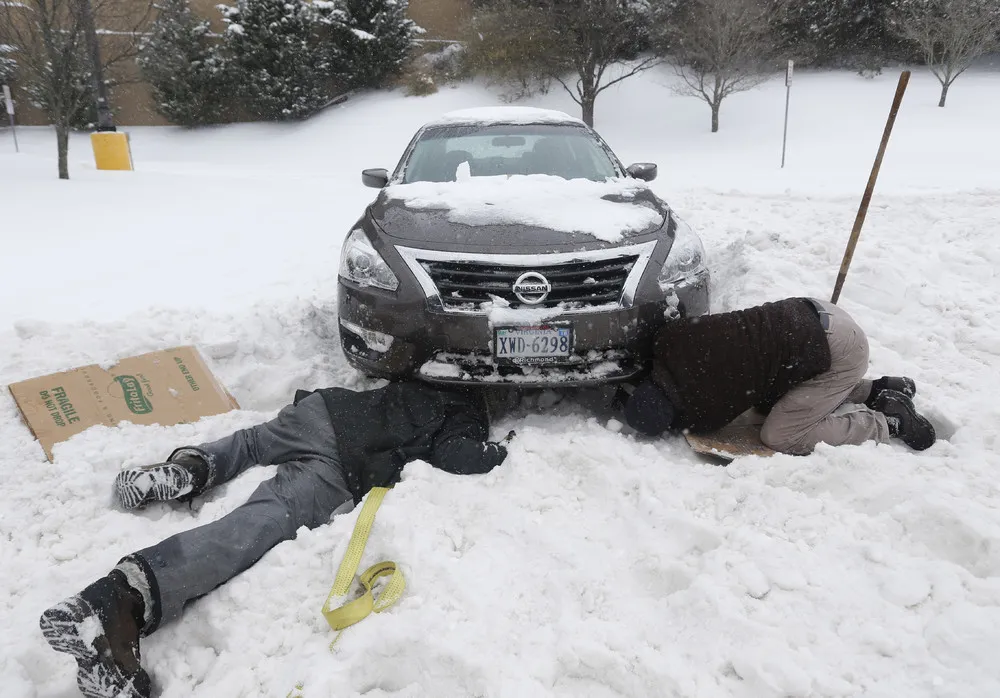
left=420, top=256, right=638, bottom=311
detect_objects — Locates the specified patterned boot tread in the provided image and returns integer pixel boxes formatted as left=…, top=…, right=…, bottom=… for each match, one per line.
left=114, top=463, right=194, bottom=509
left=40, top=598, right=151, bottom=698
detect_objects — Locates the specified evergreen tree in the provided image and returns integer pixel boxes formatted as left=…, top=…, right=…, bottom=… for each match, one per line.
left=780, top=0, right=915, bottom=71
left=332, top=0, right=416, bottom=89
left=311, top=0, right=355, bottom=87
left=222, top=0, right=329, bottom=120
left=0, top=48, right=15, bottom=85
left=138, top=0, right=230, bottom=126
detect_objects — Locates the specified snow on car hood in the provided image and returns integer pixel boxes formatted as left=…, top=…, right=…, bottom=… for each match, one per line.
left=382, top=175, right=664, bottom=244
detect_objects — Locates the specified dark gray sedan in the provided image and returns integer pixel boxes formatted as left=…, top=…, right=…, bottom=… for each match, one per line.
left=337, top=107, right=710, bottom=386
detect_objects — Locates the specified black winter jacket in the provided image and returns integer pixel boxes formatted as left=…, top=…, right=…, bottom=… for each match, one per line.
left=651, top=298, right=832, bottom=433
left=294, top=382, right=507, bottom=501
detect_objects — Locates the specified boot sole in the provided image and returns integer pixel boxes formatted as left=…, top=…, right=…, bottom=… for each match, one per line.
left=899, top=377, right=917, bottom=399
left=115, top=466, right=192, bottom=510
left=40, top=598, right=149, bottom=698
left=876, top=389, right=936, bottom=451
left=903, top=413, right=936, bottom=451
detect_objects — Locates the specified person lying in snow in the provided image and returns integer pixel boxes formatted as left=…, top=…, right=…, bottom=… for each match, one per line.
left=623, top=297, right=936, bottom=454
left=39, top=381, right=512, bottom=698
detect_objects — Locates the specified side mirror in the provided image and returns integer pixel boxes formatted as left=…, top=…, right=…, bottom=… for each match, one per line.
left=626, top=163, right=657, bottom=182
left=362, top=168, right=389, bottom=188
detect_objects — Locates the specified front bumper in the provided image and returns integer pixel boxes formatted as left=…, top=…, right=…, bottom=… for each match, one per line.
left=337, top=269, right=710, bottom=387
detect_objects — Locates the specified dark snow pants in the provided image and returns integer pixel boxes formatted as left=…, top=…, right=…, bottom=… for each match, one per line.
left=131, top=392, right=354, bottom=632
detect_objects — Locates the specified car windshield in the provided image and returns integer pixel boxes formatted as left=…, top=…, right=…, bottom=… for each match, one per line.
left=399, top=124, right=622, bottom=184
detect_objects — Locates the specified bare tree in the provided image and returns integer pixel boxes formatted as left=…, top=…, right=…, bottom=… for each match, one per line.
left=467, top=3, right=558, bottom=103
left=0, top=0, right=149, bottom=178
left=658, top=0, right=781, bottom=132
left=546, top=0, right=659, bottom=127
left=893, top=0, right=1000, bottom=107
left=469, top=0, right=658, bottom=127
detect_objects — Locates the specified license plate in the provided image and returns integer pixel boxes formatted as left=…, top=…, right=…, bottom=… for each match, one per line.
left=493, top=324, right=574, bottom=365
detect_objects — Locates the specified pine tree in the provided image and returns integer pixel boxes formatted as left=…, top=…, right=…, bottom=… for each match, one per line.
left=138, top=0, right=230, bottom=126
left=311, top=0, right=354, bottom=87
left=0, top=48, right=15, bottom=85
left=780, top=0, right=915, bottom=70
left=337, top=0, right=416, bottom=89
left=222, top=0, right=329, bottom=120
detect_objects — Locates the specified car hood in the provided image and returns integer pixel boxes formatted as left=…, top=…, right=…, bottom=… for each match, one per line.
left=369, top=176, right=668, bottom=251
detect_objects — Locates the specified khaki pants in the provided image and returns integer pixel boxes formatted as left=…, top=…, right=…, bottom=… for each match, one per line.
left=760, top=300, right=890, bottom=455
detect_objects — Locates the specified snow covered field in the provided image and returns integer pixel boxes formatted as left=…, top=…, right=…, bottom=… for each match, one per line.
left=2, top=66, right=1000, bottom=697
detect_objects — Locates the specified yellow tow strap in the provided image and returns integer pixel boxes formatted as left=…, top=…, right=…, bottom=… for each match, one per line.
left=320, top=487, right=405, bottom=647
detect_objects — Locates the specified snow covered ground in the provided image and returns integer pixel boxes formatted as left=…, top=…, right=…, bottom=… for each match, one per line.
left=2, top=66, right=1000, bottom=697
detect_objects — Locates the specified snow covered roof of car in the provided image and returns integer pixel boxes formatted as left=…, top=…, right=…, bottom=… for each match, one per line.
left=426, top=107, right=586, bottom=127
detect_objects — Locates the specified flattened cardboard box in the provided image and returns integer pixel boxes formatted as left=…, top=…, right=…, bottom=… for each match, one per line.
left=8, top=346, right=239, bottom=461
left=684, top=408, right=776, bottom=461
left=685, top=425, right=776, bottom=461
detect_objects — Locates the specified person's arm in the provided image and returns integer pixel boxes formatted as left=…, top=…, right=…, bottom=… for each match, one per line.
left=429, top=408, right=510, bottom=475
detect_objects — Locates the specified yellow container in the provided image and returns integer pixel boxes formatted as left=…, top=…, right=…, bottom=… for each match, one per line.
left=91, top=132, right=134, bottom=171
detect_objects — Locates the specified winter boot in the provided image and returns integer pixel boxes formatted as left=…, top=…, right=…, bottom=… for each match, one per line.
left=872, top=389, right=936, bottom=451
left=39, top=570, right=151, bottom=698
left=865, top=376, right=916, bottom=410
left=114, top=449, right=209, bottom=509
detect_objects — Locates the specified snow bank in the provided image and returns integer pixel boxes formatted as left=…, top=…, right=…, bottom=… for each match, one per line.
left=387, top=175, right=662, bottom=242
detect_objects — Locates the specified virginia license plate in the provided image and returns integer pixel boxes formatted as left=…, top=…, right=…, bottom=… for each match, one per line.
left=494, top=324, right=574, bottom=364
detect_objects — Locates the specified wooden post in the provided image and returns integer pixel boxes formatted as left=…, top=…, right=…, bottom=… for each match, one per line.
left=781, top=60, right=793, bottom=168
left=2, top=85, right=17, bottom=152
left=831, top=71, right=910, bottom=304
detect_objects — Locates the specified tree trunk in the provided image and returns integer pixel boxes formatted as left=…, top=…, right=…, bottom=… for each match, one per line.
left=79, top=0, right=116, bottom=131
left=56, top=123, right=70, bottom=180
left=711, top=76, right=722, bottom=133
left=938, top=81, right=950, bottom=108
left=581, top=93, right=595, bottom=128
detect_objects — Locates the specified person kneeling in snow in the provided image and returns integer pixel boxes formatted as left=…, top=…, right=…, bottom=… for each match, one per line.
left=39, top=382, right=512, bottom=698
left=624, top=297, right=936, bottom=454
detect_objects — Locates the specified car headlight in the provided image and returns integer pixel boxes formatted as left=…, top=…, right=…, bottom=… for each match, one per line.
left=339, top=229, right=399, bottom=291
left=658, top=219, right=707, bottom=289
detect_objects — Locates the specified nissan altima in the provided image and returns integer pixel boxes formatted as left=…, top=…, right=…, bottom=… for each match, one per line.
left=337, top=107, right=710, bottom=386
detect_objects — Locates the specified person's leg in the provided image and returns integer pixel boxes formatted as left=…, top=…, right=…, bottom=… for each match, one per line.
left=130, top=392, right=348, bottom=630
left=42, top=393, right=351, bottom=696
left=134, top=452, right=353, bottom=632
left=41, top=457, right=352, bottom=698
left=115, top=392, right=337, bottom=508
left=760, top=301, right=890, bottom=455
left=184, top=392, right=337, bottom=490
left=845, top=379, right=873, bottom=404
